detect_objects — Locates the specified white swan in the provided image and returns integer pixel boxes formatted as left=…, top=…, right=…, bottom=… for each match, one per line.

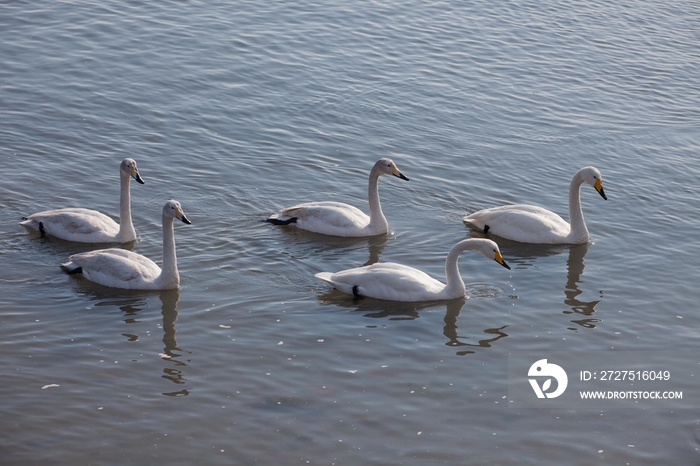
left=463, top=166, right=607, bottom=244
left=61, top=200, right=191, bottom=290
left=315, top=238, right=510, bottom=302
left=267, top=158, right=409, bottom=237
left=20, top=158, right=145, bottom=243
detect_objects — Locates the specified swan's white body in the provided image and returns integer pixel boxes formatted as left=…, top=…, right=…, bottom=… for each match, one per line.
left=316, top=238, right=510, bottom=302
left=268, top=158, right=409, bottom=237
left=21, top=158, right=145, bottom=243
left=61, top=200, right=191, bottom=290
left=463, top=166, right=607, bottom=244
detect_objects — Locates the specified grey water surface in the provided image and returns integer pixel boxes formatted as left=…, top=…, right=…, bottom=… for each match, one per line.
left=1, top=0, right=699, bottom=464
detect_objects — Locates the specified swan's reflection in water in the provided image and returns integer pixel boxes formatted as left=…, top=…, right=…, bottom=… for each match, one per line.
left=361, top=234, right=390, bottom=266
left=481, top=233, right=601, bottom=330
left=317, top=291, right=510, bottom=354
left=76, top=286, right=189, bottom=397
left=158, top=289, right=189, bottom=397
left=561, top=243, right=601, bottom=330
left=274, top=225, right=390, bottom=266
left=27, top=229, right=137, bottom=255
left=442, top=299, right=509, bottom=356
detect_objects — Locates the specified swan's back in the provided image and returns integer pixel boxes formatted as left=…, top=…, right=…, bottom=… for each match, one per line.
left=316, top=262, right=446, bottom=302
left=464, top=204, right=570, bottom=243
left=275, top=201, right=372, bottom=236
left=22, top=208, right=121, bottom=242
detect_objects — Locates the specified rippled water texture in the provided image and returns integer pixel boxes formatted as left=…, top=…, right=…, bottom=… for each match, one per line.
left=1, top=0, right=699, bottom=464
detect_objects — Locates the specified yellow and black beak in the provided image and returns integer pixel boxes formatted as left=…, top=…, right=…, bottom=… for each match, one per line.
left=392, top=166, right=409, bottom=181
left=495, top=251, right=511, bottom=270
left=177, top=209, right=191, bottom=225
left=595, top=179, right=607, bottom=200
left=133, top=172, right=145, bottom=184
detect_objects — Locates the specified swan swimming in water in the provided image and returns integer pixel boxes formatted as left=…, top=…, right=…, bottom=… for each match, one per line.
left=267, top=158, right=409, bottom=237
left=20, top=158, right=145, bottom=243
left=463, top=166, right=607, bottom=244
left=315, top=238, right=510, bottom=302
left=61, top=200, right=191, bottom=290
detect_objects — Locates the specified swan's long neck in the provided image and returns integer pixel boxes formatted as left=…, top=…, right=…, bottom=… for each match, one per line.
left=118, top=171, right=136, bottom=241
left=443, top=242, right=469, bottom=299
left=159, top=215, right=179, bottom=288
left=367, top=170, right=388, bottom=234
left=567, top=172, right=589, bottom=243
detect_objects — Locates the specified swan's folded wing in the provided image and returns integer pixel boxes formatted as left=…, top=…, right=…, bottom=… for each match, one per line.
left=69, top=249, right=161, bottom=284
left=271, top=202, right=372, bottom=237
left=278, top=202, right=368, bottom=227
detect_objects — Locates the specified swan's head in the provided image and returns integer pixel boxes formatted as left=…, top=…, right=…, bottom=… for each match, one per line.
left=579, top=166, right=607, bottom=200
left=163, top=200, right=192, bottom=225
left=473, top=239, right=511, bottom=270
left=374, top=158, right=409, bottom=181
left=121, top=158, right=145, bottom=184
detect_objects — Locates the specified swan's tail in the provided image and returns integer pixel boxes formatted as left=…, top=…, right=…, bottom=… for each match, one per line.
left=20, top=218, right=47, bottom=236
left=19, top=217, right=37, bottom=228
left=266, top=214, right=297, bottom=225
left=463, top=216, right=487, bottom=232
left=315, top=272, right=334, bottom=284
left=61, top=261, right=83, bottom=275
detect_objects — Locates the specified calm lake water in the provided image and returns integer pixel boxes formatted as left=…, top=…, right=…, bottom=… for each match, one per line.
left=2, top=0, right=699, bottom=464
